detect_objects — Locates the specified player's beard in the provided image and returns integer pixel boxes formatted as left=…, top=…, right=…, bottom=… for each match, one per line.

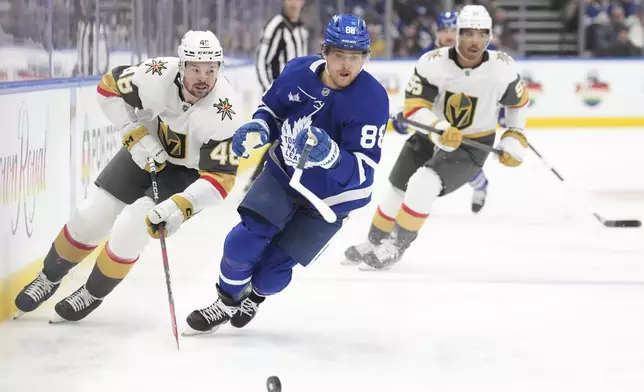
left=458, top=42, right=485, bottom=61
left=186, top=80, right=214, bottom=99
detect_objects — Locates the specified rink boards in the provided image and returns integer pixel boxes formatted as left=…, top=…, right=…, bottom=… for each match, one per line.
left=1, top=57, right=644, bottom=321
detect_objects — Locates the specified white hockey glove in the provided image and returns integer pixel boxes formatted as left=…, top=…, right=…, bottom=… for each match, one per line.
left=429, top=120, right=462, bottom=152
left=146, top=194, right=194, bottom=238
left=497, top=129, right=528, bottom=167
left=122, top=123, right=168, bottom=172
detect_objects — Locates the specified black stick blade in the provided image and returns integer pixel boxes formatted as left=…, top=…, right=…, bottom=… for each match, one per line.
left=604, top=220, right=642, bottom=228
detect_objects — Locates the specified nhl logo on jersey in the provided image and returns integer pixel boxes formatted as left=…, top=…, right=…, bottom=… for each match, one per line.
left=145, top=59, right=168, bottom=76
left=214, top=98, right=236, bottom=121
left=321, top=88, right=330, bottom=96
left=444, top=91, right=478, bottom=130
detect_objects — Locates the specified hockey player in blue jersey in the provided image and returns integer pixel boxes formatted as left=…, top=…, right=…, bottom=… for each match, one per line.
left=393, top=10, right=490, bottom=214
left=184, top=14, right=389, bottom=334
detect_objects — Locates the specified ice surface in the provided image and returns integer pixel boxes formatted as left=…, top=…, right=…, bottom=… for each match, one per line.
left=1, top=129, right=643, bottom=392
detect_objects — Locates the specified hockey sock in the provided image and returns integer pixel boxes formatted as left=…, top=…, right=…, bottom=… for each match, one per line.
left=369, top=183, right=406, bottom=243
left=469, top=170, right=488, bottom=191
left=369, top=207, right=395, bottom=244
left=85, top=243, right=138, bottom=298
left=43, top=225, right=97, bottom=282
left=392, top=203, right=428, bottom=249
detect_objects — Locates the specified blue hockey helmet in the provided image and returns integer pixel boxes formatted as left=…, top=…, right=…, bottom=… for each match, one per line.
left=437, top=11, right=458, bottom=30
left=323, top=14, right=371, bottom=53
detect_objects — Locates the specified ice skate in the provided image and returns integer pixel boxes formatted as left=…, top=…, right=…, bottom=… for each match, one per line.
left=183, top=285, right=241, bottom=336
left=360, top=238, right=404, bottom=271
left=471, top=186, right=487, bottom=214
left=14, top=272, right=62, bottom=319
left=230, top=292, right=265, bottom=328
left=50, top=285, right=104, bottom=323
left=342, top=240, right=376, bottom=265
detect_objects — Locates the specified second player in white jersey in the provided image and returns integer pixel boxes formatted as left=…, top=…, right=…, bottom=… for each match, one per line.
left=405, top=45, right=528, bottom=138
left=344, top=5, right=529, bottom=270
left=14, top=30, right=243, bottom=323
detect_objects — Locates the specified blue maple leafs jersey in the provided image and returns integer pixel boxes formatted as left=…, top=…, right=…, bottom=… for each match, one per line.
left=253, top=56, right=389, bottom=216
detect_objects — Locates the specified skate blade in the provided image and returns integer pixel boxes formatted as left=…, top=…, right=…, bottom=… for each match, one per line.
left=181, top=325, right=221, bottom=337
left=358, top=262, right=394, bottom=272
left=13, top=310, right=25, bottom=320
left=49, top=312, right=68, bottom=324
left=340, top=258, right=361, bottom=266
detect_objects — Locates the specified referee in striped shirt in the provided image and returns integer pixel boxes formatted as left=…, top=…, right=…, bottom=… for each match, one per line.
left=247, top=0, right=308, bottom=189
left=256, top=0, right=308, bottom=91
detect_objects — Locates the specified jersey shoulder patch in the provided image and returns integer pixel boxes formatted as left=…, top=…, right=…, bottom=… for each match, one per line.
left=487, top=50, right=519, bottom=81
left=415, top=48, right=449, bottom=87
left=193, top=77, right=244, bottom=143
left=132, top=57, right=180, bottom=112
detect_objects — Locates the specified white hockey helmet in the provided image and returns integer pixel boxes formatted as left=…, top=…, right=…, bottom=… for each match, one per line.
left=177, top=30, right=224, bottom=83
left=178, top=30, right=224, bottom=63
left=456, top=5, right=493, bottom=51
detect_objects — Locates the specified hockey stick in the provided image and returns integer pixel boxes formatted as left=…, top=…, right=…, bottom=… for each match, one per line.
left=147, top=158, right=181, bottom=350
left=395, top=113, right=504, bottom=156
left=289, top=137, right=338, bottom=223
left=527, top=143, right=641, bottom=228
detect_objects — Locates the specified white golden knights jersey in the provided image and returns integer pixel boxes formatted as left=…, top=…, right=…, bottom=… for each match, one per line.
left=403, top=47, right=529, bottom=138
left=96, top=57, right=243, bottom=194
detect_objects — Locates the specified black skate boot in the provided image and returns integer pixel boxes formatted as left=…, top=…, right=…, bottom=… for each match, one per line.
left=361, top=224, right=417, bottom=271
left=343, top=241, right=377, bottom=265
left=343, top=223, right=391, bottom=265
left=230, top=291, right=265, bottom=328
left=14, top=272, right=62, bottom=319
left=471, top=186, right=488, bottom=214
left=184, top=285, right=242, bottom=335
left=361, top=238, right=404, bottom=270
left=51, top=285, right=104, bottom=323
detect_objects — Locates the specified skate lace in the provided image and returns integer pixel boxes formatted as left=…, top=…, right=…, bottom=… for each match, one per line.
left=65, top=287, right=98, bottom=312
left=24, top=272, right=57, bottom=302
left=354, top=241, right=375, bottom=255
left=374, top=239, right=400, bottom=261
left=237, top=298, right=259, bottom=317
left=200, top=300, right=235, bottom=323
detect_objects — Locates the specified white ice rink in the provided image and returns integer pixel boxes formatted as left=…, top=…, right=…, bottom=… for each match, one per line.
left=1, top=128, right=643, bottom=392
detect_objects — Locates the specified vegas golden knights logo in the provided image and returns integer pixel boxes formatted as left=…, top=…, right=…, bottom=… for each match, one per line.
left=158, top=121, right=187, bottom=159
left=443, top=91, right=478, bottom=130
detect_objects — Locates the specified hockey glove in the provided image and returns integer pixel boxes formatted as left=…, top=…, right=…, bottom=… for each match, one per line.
left=497, top=129, right=528, bottom=167
left=122, top=123, right=168, bottom=172
left=392, top=112, right=409, bottom=134
left=232, top=119, right=270, bottom=158
left=146, top=194, right=195, bottom=238
left=294, top=126, right=340, bottom=169
left=429, top=120, right=462, bottom=152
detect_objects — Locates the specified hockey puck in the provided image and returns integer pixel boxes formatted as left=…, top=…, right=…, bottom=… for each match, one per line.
left=266, top=376, right=281, bottom=392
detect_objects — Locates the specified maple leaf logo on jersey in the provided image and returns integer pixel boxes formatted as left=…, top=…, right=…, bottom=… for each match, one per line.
left=145, top=59, right=168, bottom=75
left=280, top=116, right=312, bottom=168
left=214, top=98, right=236, bottom=121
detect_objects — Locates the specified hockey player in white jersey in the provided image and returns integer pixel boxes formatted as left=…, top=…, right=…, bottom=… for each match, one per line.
left=344, top=5, right=530, bottom=270
left=14, top=30, right=243, bottom=322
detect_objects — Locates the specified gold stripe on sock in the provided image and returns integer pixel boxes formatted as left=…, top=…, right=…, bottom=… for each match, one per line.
left=395, top=203, right=430, bottom=232
left=372, top=207, right=395, bottom=233
left=96, top=244, right=138, bottom=280
left=53, top=225, right=97, bottom=263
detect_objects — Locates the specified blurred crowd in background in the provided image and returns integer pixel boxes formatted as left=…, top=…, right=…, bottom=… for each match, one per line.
left=319, top=0, right=520, bottom=57
left=556, top=0, right=643, bottom=56
left=0, top=0, right=642, bottom=80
